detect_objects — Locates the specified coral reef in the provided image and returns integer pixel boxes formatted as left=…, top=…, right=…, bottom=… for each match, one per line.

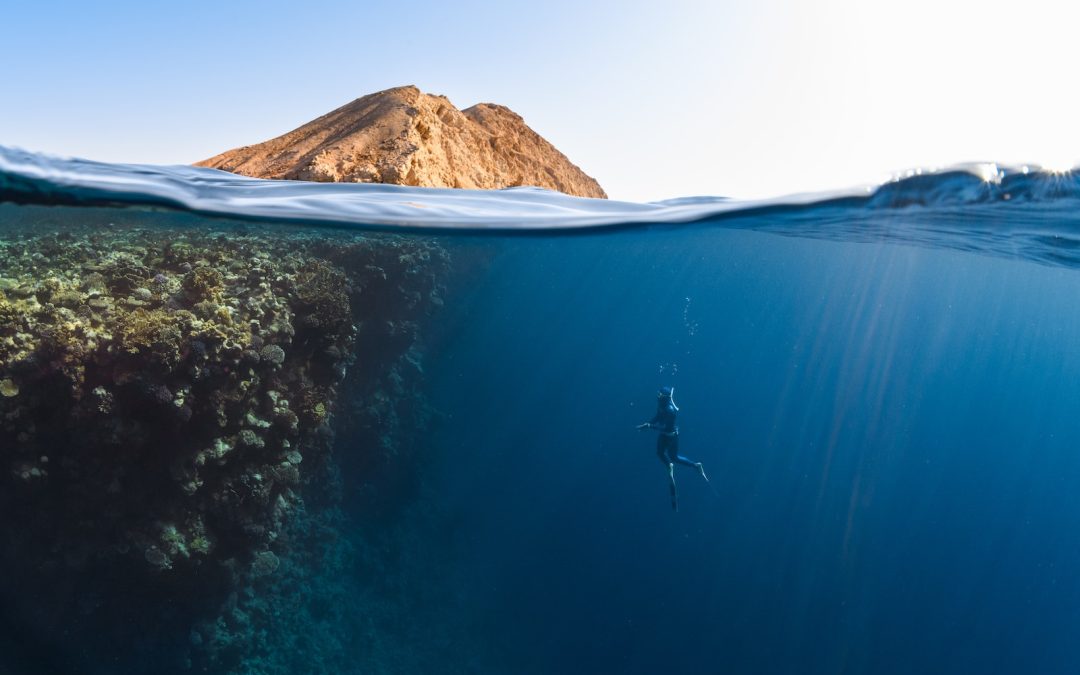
left=0, top=206, right=450, bottom=673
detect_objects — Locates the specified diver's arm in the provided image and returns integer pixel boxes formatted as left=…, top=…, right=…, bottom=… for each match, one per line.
left=638, top=407, right=664, bottom=430
left=637, top=412, right=661, bottom=430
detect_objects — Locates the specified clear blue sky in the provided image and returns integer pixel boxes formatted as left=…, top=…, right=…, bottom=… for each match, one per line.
left=3, top=0, right=1079, bottom=201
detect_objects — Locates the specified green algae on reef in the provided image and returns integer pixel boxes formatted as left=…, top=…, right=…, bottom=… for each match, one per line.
left=0, top=205, right=450, bottom=673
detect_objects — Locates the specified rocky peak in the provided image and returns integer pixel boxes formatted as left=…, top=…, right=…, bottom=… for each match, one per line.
left=196, top=86, right=606, bottom=199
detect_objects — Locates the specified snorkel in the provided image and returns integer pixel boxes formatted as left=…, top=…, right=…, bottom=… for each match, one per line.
left=658, top=386, right=679, bottom=412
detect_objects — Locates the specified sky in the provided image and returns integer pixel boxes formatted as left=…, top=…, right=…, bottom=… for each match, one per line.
left=3, top=0, right=1079, bottom=202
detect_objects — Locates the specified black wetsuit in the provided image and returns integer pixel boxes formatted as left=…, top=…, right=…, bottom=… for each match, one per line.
left=646, top=398, right=698, bottom=469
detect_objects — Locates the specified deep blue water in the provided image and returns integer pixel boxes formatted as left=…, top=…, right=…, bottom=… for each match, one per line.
left=425, top=228, right=1080, bottom=674
left=3, top=149, right=1080, bottom=674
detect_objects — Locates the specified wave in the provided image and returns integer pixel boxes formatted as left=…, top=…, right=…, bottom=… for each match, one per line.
left=4, top=146, right=1080, bottom=266
left=0, top=146, right=732, bottom=230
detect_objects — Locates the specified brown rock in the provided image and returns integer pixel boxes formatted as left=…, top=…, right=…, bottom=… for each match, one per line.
left=196, top=85, right=606, bottom=199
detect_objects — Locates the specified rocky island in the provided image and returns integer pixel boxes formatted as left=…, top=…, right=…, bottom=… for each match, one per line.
left=196, top=85, right=607, bottom=198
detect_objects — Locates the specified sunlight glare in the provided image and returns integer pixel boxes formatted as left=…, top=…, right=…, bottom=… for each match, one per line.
left=1039, top=157, right=1076, bottom=175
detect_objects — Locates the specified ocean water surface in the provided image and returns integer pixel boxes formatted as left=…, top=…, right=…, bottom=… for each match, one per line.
left=2, top=148, right=1080, bottom=674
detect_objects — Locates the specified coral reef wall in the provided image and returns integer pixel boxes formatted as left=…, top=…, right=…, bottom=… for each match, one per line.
left=0, top=205, right=450, bottom=673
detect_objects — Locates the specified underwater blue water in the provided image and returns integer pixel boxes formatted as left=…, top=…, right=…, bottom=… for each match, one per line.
left=426, top=229, right=1080, bottom=674
left=4, top=147, right=1080, bottom=674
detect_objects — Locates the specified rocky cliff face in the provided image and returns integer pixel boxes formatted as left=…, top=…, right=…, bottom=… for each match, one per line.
left=196, top=85, right=607, bottom=199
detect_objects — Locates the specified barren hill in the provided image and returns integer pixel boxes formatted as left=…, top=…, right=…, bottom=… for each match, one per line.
left=196, top=85, right=606, bottom=199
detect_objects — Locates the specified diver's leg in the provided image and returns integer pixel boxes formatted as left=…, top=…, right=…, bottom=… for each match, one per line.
left=673, top=456, right=708, bottom=479
left=656, top=436, right=669, bottom=465
left=668, top=462, right=678, bottom=511
left=670, top=436, right=708, bottom=480
left=657, top=436, right=678, bottom=510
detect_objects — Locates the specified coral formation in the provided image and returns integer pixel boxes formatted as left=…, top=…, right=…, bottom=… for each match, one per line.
left=0, top=206, right=450, bottom=673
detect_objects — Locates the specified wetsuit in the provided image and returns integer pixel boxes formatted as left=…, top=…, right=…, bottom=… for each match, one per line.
left=645, top=397, right=698, bottom=469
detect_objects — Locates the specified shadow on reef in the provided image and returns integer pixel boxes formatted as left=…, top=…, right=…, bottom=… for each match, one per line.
left=0, top=206, right=451, bottom=674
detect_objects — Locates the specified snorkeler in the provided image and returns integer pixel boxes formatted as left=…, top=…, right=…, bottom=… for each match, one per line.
left=636, top=386, right=710, bottom=511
